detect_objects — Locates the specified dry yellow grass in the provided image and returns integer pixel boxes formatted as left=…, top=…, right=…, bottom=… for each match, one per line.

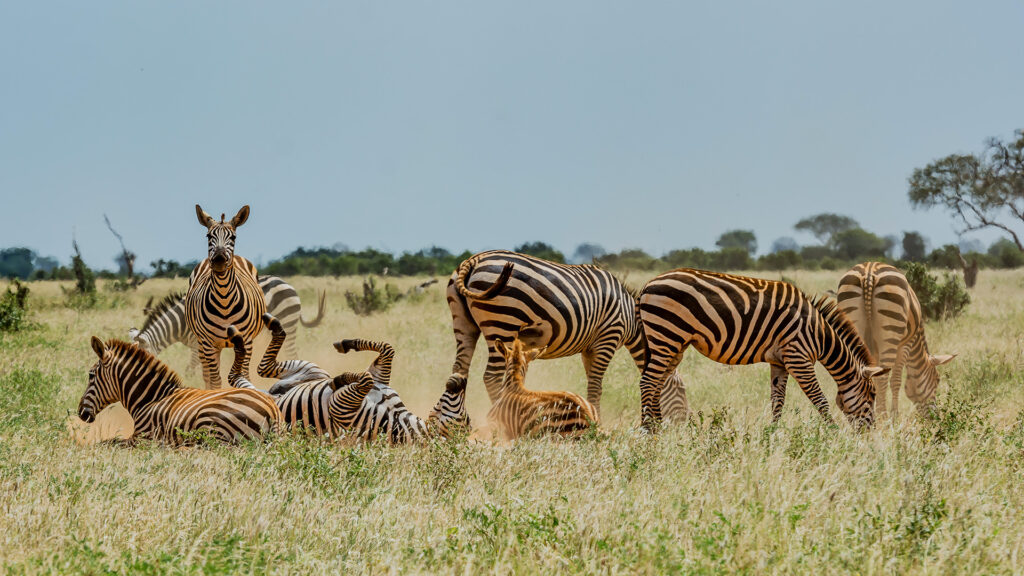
left=1, top=269, right=1023, bottom=574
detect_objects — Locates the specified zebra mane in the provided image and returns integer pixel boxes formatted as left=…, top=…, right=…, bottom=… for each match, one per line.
left=140, top=290, right=186, bottom=333
left=104, top=339, right=183, bottom=387
left=809, top=294, right=875, bottom=367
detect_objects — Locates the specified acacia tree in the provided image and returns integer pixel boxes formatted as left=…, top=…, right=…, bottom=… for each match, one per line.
left=716, top=230, right=757, bottom=255
left=909, top=129, right=1024, bottom=251
left=794, top=213, right=858, bottom=247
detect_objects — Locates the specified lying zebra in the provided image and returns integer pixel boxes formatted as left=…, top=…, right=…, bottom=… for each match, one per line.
left=227, top=314, right=470, bottom=442
left=488, top=334, right=600, bottom=440
left=79, top=337, right=282, bottom=447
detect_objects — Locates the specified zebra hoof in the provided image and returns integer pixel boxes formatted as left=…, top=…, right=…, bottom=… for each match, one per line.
left=333, top=340, right=356, bottom=353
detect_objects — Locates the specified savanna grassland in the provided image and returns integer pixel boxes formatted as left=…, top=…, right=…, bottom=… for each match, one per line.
left=1, top=270, right=1023, bottom=575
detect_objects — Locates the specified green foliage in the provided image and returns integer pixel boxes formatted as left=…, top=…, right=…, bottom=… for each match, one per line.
left=0, top=280, right=30, bottom=333
left=831, top=227, right=893, bottom=260
left=150, top=258, right=198, bottom=278
left=595, top=248, right=660, bottom=270
left=0, top=369, right=60, bottom=432
left=903, top=263, right=970, bottom=321
left=571, top=242, right=607, bottom=264
left=987, top=238, right=1024, bottom=268
left=909, top=129, right=1024, bottom=251
left=514, top=242, right=565, bottom=263
left=927, top=244, right=963, bottom=268
left=794, top=213, right=859, bottom=245
left=0, top=247, right=35, bottom=279
left=708, top=247, right=753, bottom=270
left=758, top=249, right=802, bottom=270
left=344, top=276, right=402, bottom=316
left=902, top=231, right=927, bottom=261
left=663, top=248, right=710, bottom=269
left=715, top=229, right=757, bottom=255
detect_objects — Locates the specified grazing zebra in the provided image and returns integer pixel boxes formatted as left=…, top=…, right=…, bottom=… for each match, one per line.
left=446, top=250, right=686, bottom=418
left=228, top=315, right=470, bottom=441
left=128, top=276, right=326, bottom=370
left=185, top=205, right=266, bottom=389
left=78, top=337, right=282, bottom=446
left=487, top=335, right=599, bottom=440
left=836, top=262, right=955, bottom=417
left=637, top=269, right=888, bottom=429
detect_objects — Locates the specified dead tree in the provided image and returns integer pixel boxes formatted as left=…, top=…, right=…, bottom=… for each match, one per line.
left=104, top=214, right=144, bottom=289
left=959, top=250, right=979, bottom=289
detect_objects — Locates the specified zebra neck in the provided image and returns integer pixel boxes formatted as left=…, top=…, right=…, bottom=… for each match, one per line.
left=119, top=369, right=181, bottom=418
left=903, top=334, right=936, bottom=382
left=210, top=263, right=238, bottom=289
left=816, top=320, right=863, bottom=383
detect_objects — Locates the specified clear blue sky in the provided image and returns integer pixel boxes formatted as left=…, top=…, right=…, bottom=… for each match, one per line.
left=1, top=2, right=1022, bottom=270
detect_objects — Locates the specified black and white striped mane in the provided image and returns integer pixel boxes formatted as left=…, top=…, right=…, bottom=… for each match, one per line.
left=809, top=294, right=875, bottom=367
left=139, top=290, right=186, bottom=333
left=103, top=339, right=183, bottom=387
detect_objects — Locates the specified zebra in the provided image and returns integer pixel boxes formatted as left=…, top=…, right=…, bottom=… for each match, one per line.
left=227, top=315, right=470, bottom=441
left=637, top=269, right=888, bottom=429
left=487, top=335, right=599, bottom=440
left=185, top=205, right=266, bottom=389
left=78, top=336, right=282, bottom=446
left=445, top=250, right=686, bottom=418
left=836, top=262, right=955, bottom=417
left=127, top=276, right=326, bottom=370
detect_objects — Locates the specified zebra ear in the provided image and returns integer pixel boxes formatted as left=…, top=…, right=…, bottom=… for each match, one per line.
left=91, top=336, right=106, bottom=360
left=229, top=206, right=250, bottom=228
left=493, top=339, right=509, bottom=359
left=525, top=346, right=546, bottom=363
left=196, top=205, right=215, bottom=228
left=860, top=365, right=889, bottom=379
left=930, top=354, right=956, bottom=366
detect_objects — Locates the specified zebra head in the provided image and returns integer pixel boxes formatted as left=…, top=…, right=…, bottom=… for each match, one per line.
left=196, top=204, right=249, bottom=274
left=493, top=337, right=547, bottom=392
left=79, top=336, right=117, bottom=423
left=428, top=374, right=471, bottom=438
left=840, top=364, right=890, bottom=429
left=905, top=352, right=957, bottom=407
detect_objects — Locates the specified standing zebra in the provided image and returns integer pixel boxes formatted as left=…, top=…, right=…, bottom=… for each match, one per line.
left=446, top=250, right=686, bottom=418
left=637, top=269, right=888, bottom=429
left=488, top=335, right=599, bottom=440
left=228, top=315, right=470, bottom=441
left=79, top=337, right=282, bottom=446
left=185, top=205, right=266, bottom=389
left=128, top=276, right=326, bottom=370
left=836, top=262, right=955, bottom=417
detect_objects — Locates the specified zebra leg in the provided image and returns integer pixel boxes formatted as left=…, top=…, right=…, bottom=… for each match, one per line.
left=638, top=341, right=687, bottom=430
left=189, top=345, right=202, bottom=374
left=626, top=337, right=688, bottom=422
left=258, top=313, right=287, bottom=379
left=446, top=277, right=481, bottom=379
left=769, top=364, right=789, bottom=423
left=783, top=356, right=833, bottom=423
left=482, top=343, right=507, bottom=403
left=581, top=342, right=617, bottom=415
left=889, top=347, right=907, bottom=418
left=198, top=340, right=223, bottom=389
left=873, top=345, right=899, bottom=420
left=335, top=339, right=394, bottom=387
left=227, top=326, right=257, bottom=390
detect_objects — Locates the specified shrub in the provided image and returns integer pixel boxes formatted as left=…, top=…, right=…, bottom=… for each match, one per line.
left=903, top=262, right=970, bottom=321
left=344, top=277, right=402, bottom=316
left=0, top=280, right=29, bottom=332
left=757, top=250, right=802, bottom=270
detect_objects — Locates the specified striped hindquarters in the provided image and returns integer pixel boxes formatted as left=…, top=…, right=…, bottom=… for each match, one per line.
left=836, top=262, right=917, bottom=359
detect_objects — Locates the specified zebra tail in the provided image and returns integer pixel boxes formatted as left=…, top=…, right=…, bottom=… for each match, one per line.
left=300, top=291, right=328, bottom=328
left=455, top=259, right=513, bottom=300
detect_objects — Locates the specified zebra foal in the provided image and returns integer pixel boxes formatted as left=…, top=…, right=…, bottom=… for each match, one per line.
left=487, top=334, right=599, bottom=440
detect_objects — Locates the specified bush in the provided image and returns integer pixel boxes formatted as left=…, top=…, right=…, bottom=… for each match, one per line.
left=927, top=244, right=963, bottom=269
left=344, top=277, right=402, bottom=316
left=663, top=248, right=710, bottom=270
left=987, top=238, right=1024, bottom=269
left=0, top=280, right=29, bottom=332
left=903, top=263, right=970, bottom=321
left=596, top=249, right=661, bottom=270
left=757, top=250, right=802, bottom=270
